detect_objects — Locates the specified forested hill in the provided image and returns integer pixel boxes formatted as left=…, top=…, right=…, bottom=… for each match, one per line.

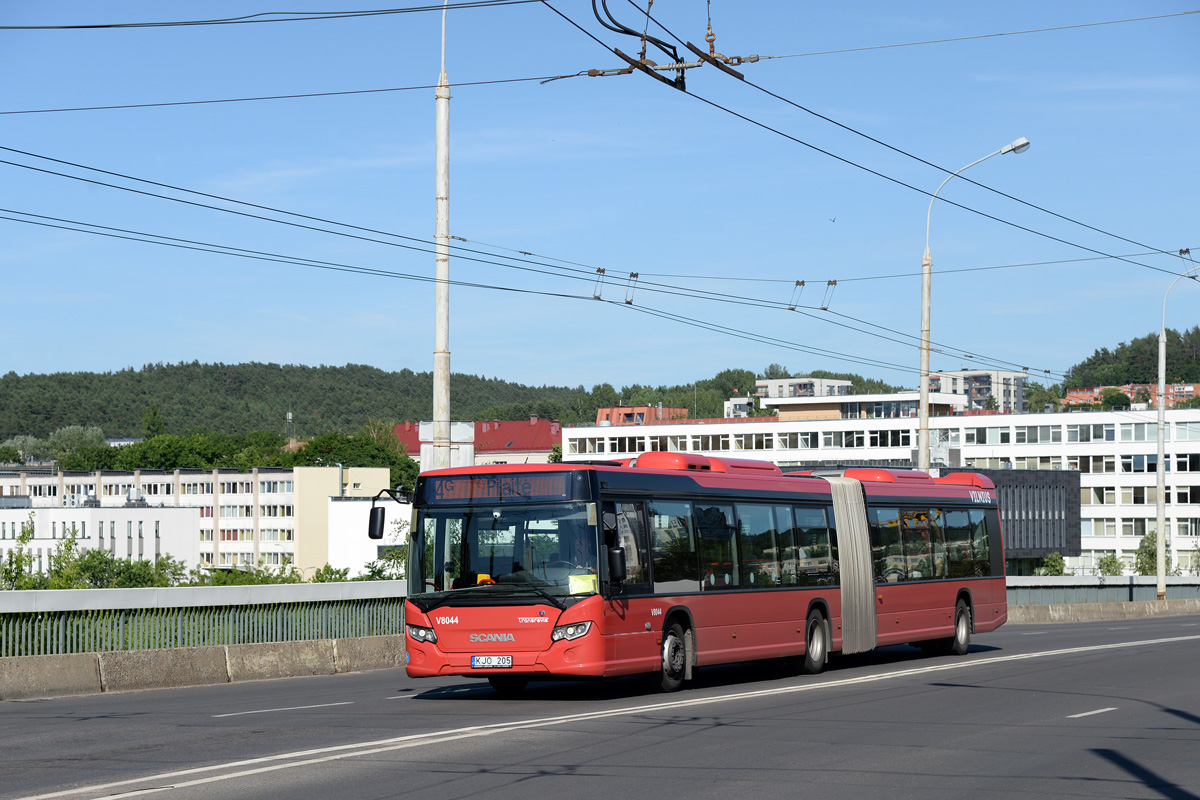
left=0, top=362, right=904, bottom=440
left=1064, top=327, right=1200, bottom=389
left=0, top=363, right=585, bottom=440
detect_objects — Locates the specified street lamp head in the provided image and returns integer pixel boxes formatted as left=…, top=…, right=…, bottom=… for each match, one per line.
left=1001, top=137, right=1031, bottom=155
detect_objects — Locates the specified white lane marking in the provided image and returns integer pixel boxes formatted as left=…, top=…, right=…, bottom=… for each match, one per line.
left=1180, top=623, right=1199, bottom=627
left=1020, top=631, right=1047, bottom=635
left=212, top=702, right=353, bottom=718
left=19, top=633, right=1200, bottom=800
left=1068, top=707, right=1118, bottom=719
left=1107, top=627, right=1130, bottom=631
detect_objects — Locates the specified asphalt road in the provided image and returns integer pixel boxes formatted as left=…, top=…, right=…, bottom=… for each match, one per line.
left=4, top=615, right=1200, bottom=800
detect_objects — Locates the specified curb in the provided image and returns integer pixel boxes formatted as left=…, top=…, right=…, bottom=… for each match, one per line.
left=0, top=634, right=406, bottom=701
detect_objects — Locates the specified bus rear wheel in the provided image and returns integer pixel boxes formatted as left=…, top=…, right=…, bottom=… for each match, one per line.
left=655, top=622, right=688, bottom=692
left=949, top=600, right=972, bottom=655
left=488, top=676, right=529, bottom=695
left=803, top=610, right=827, bottom=674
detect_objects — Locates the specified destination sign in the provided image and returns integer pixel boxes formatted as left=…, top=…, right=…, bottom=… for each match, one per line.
left=423, top=473, right=573, bottom=504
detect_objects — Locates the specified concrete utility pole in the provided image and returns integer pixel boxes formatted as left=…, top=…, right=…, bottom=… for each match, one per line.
left=431, top=2, right=452, bottom=471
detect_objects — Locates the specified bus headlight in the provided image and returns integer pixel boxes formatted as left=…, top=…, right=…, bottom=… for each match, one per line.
left=551, top=621, right=592, bottom=642
left=406, top=624, right=438, bottom=643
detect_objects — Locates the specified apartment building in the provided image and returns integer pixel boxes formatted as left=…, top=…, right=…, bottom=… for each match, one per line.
left=0, top=465, right=388, bottom=572
left=929, top=369, right=1028, bottom=413
left=1063, top=383, right=1200, bottom=409
left=562, top=407, right=1200, bottom=576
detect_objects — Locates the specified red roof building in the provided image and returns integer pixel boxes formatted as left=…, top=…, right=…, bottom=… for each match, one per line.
left=395, top=417, right=563, bottom=465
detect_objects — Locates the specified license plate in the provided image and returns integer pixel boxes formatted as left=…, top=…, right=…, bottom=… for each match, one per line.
left=471, top=655, right=513, bottom=669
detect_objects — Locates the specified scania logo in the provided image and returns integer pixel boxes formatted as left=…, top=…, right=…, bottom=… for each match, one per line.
left=470, top=633, right=516, bottom=643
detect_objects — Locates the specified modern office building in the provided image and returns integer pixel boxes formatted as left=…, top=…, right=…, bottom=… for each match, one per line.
left=562, top=407, right=1200, bottom=576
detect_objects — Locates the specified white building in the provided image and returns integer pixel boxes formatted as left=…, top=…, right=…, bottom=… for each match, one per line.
left=0, top=503, right=201, bottom=575
left=562, top=408, right=1200, bottom=576
left=0, top=466, right=389, bottom=574
left=326, top=496, right=412, bottom=577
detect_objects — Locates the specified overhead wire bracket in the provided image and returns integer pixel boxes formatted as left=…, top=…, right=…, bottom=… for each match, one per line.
left=820, top=279, right=837, bottom=310
left=787, top=280, right=805, bottom=311
left=592, top=267, right=607, bottom=300
left=624, top=272, right=640, bottom=304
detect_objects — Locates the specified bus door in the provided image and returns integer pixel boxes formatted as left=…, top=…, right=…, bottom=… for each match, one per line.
left=601, top=501, right=657, bottom=675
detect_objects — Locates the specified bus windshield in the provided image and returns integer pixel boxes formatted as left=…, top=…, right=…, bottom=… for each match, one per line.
left=409, top=501, right=600, bottom=607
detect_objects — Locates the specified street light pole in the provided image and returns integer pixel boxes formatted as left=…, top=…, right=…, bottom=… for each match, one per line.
left=918, top=137, right=1030, bottom=472
left=1156, top=251, right=1198, bottom=599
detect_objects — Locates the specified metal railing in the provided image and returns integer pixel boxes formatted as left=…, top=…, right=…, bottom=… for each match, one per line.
left=1006, top=576, right=1200, bottom=606
left=0, top=581, right=406, bottom=658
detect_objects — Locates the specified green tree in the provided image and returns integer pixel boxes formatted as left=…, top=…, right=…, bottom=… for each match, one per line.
left=548, top=444, right=562, bottom=463
left=3, top=434, right=51, bottom=462
left=142, top=400, right=166, bottom=439
left=46, top=527, right=87, bottom=589
left=0, top=444, right=21, bottom=464
left=1035, top=552, right=1068, bottom=576
left=1134, top=387, right=1152, bottom=405
left=1099, top=388, right=1132, bottom=411
left=0, top=514, right=41, bottom=590
left=983, top=394, right=999, bottom=411
left=759, top=363, right=790, bottom=380
left=48, top=425, right=106, bottom=460
left=1026, top=382, right=1062, bottom=413
left=1134, top=531, right=1180, bottom=576
left=310, top=564, right=351, bottom=582
left=1095, top=552, right=1123, bottom=576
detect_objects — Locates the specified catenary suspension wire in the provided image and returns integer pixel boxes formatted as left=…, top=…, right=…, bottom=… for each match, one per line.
left=0, top=2, right=542, bottom=30
left=628, top=0, right=1183, bottom=262
left=763, top=10, right=1199, bottom=59
left=0, top=75, right=587, bottom=116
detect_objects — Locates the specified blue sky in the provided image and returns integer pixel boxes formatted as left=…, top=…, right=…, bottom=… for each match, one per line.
left=2, top=1, right=1197, bottom=393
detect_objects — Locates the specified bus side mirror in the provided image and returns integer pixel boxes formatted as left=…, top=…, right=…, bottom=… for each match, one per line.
left=368, top=506, right=386, bottom=540
left=607, top=546, right=627, bottom=583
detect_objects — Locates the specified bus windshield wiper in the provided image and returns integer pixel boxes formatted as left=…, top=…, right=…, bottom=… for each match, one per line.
left=417, top=583, right=563, bottom=612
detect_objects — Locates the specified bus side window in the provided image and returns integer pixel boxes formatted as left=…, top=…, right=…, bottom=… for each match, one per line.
left=968, top=508, right=992, bottom=576
left=900, top=509, right=932, bottom=581
left=735, top=504, right=778, bottom=588
left=648, top=500, right=699, bottom=593
left=869, top=507, right=903, bottom=583
left=928, top=508, right=947, bottom=578
left=793, top=506, right=833, bottom=586
left=942, top=508, right=973, bottom=578
left=612, top=502, right=651, bottom=591
left=774, top=506, right=798, bottom=586
left=695, top=504, right=737, bottom=589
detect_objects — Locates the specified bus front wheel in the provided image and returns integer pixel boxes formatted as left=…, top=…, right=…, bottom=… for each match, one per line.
left=655, top=622, right=688, bottom=692
left=803, top=611, right=827, bottom=674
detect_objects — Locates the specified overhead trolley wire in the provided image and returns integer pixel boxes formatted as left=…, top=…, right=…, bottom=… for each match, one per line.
left=0, top=209, right=923, bottom=376
left=0, top=143, right=1071, bottom=379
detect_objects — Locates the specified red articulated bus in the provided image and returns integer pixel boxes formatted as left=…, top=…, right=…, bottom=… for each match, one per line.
left=369, top=452, right=1006, bottom=695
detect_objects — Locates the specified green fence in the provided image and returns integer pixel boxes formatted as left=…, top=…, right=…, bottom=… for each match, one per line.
left=0, top=582, right=406, bottom=658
